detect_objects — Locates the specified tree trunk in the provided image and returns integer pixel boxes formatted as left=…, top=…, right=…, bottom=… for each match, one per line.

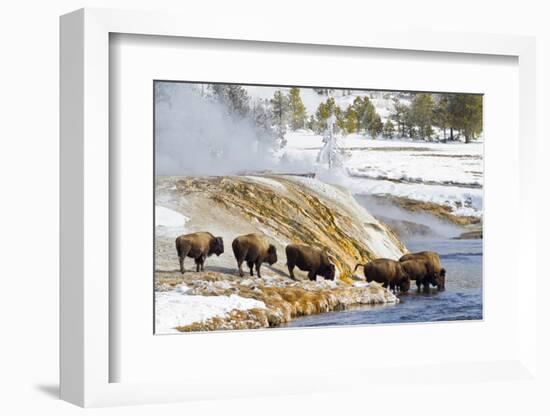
left=450, top=127, right=454, bottom=141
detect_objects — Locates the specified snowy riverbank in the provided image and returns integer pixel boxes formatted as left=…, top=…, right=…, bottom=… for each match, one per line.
left=155, top=272, right=397, bottom=333
left=280, top=131, right=483, bottom=219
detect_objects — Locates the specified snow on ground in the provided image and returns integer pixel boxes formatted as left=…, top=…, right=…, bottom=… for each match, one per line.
left=281, top=131, right=483, bottom=218
left=155, top=285, right=266, bottom=334
left=155, top=205, right=189, bottom=237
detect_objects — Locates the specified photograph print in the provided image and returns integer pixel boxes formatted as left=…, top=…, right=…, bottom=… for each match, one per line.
left=154, top=81, right=483, bottom=334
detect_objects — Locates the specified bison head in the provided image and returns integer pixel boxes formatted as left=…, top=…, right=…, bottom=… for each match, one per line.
left=322, top=263, right=336, bottom=281
left=267, top=245, right=278, bottom=265
left=434, top=268, right=446, bottom=290
left=400, top=278, right=411, bottom=293
left=211, top=236, right=224, bottom=256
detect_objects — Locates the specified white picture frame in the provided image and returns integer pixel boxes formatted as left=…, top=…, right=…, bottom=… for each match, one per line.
left=60, top=8, right=538, bottom=408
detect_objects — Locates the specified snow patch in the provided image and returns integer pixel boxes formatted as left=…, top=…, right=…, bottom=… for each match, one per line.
left=155, top=290, right=266, bottom=334
left=156, top=206, right=189, bottom=237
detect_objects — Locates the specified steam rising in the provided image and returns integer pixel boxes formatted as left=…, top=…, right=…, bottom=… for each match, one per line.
left=155, top=83, right=277, bottom=176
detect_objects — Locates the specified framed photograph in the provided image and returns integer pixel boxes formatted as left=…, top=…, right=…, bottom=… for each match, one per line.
left=60, top=8, right=538, bottom=407
left=153, top=79, right=482, bottom=335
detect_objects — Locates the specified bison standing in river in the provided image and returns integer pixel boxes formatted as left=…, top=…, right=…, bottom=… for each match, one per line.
left=399, top=251, right=446, bottom=291
left=399, top=258, right=432, bottom=291
left=175, top=232, right=224, bottom=274
left=285, top=244, right=336, bottom=281
left=354, top=258, right=410, bottom=293
left=232, top=233, right=278, bottom=278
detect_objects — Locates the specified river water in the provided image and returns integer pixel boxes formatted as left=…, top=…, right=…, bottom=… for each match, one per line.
left=285, top=194, right=483, bottom=328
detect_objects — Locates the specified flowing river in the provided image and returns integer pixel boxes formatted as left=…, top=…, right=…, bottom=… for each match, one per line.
left=285, top=194, right=483, bottom=328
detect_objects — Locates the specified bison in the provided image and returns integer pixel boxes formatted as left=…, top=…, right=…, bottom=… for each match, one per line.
left=354, top=258, right=410, bottom=293
left=399, top=251, right=446, bottom=290
left=232, top=233, right=278, bottom=278
left=399, top=258, right=432, bottom=292
left=175, top=232, right=224, bottom=274
left=285, top=244, right=336, bottom=281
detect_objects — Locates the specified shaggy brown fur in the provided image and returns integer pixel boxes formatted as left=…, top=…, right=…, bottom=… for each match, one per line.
left=354, top=258, right=410, bottom=293
left=399, top=251, right=445, bottom=290
left=399, top=258, right=431, bottom=291
left=232, top=233, right=278, bottom=278
left=175, top=231, right=224, bottom=274
left=285, top=244, right=336, bottom=281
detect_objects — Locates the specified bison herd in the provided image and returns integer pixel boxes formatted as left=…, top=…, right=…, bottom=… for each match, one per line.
left=174, top=231, right=446, bottom=293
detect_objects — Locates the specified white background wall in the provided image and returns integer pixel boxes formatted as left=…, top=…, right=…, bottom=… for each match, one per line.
left=0, top=0, right=547, bottom=414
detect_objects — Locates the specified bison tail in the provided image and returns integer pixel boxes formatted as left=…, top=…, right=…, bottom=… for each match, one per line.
left=353, top=263, right=365, bottom=273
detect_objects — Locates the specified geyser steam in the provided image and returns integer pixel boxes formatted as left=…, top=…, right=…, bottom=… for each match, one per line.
left=155, top=82, right=277, bottom=176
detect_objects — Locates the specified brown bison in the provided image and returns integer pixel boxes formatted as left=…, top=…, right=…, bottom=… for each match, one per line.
left=232, top=233, right=278, bottom=278
left=399, top=251, right=446, bottom=290
left=285, top=244, right=336, bottom=281
left=175, top=232, right=224, bottom=274
left=354, top=258, right=411, bottom=293
left=399, top=258, right=432, bottom=292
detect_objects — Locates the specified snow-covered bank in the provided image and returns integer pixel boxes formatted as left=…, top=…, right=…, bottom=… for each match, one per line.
left=155, top=285, right=266, bottom=334
left=155, top=271, right=398, bottom=333
left=281, top=132, right=483, bottom=218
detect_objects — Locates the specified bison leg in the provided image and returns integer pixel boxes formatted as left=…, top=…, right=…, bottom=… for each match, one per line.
left=255, top=259, right=263, bottom=278
left=236, top=259, right=244, bottom=277
left=179, top=256, right=185, bottom=274
left=287, top=263, right=296, bottom=280
left=178, top=249, right=190, bottom=274
left=195, top=257, right=201, bottom=272
left=307, top=270, right=317, bottom=281
left=423, top=282, right=430, bottom=293
left=200, top=255, right=206, bottom=272
left=234, top=247, right=247, bottom=277
left=176, top=240, right=191, bottom=274
left=247, top=261, right=254, bottom=276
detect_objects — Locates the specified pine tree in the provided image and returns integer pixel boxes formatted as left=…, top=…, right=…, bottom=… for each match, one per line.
left=210, top=84, right=250, bottom=118
left=335, top=106, right=346, bottom=132
left=382, top=119, right=395, bottom=139
left=270, top=90, right=290, bottom=144
left=447, top=94, right=483, bottom=142
left=367, top=114, right=384, bottom=138
left=351, top=96, right=382, bottom=137
left=410, top=93, right=435, bottom=140
left=307, top=115, right=316, bottom=130
left=433, top=94, right=451, bottom=141
left=315, top=97, right=339, bottom=133
left=288, top=87, right=308, bottom=130
left=390, top=97, right=408, bottom=137
left=404, top=107, right=417, bottom=139
left=343, top=105, right=359, bottom=134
